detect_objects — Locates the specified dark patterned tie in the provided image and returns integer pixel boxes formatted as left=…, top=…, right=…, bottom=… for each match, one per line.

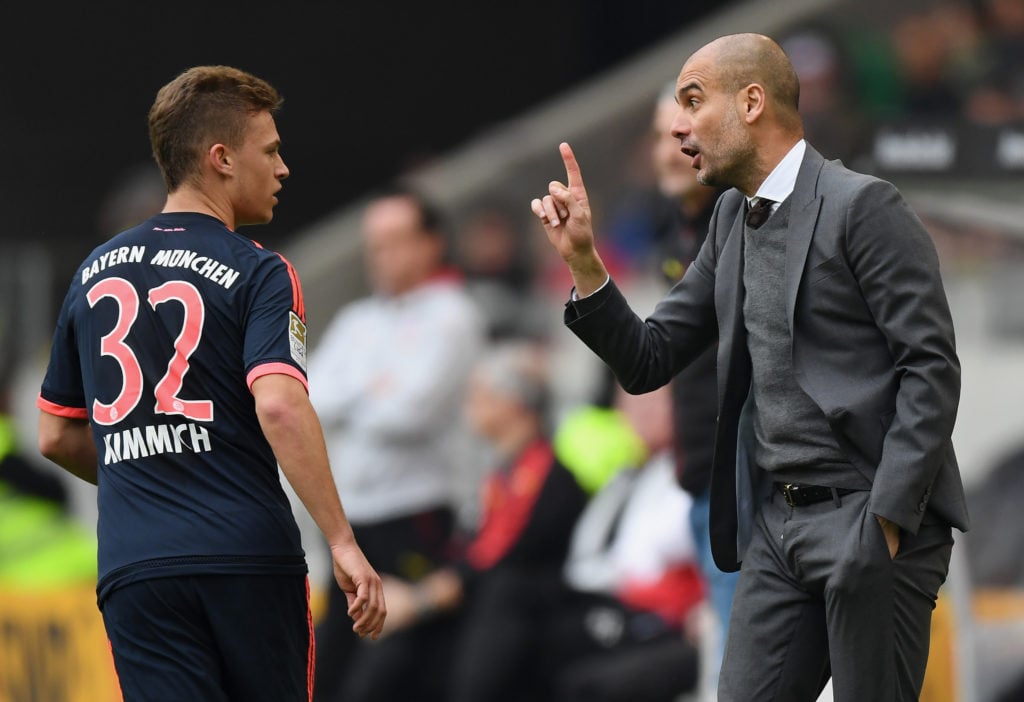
left=746, top=197, right=775, bottom=229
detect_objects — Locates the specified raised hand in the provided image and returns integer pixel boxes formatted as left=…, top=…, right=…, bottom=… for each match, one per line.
left=530, top=142, right=609, bottom=297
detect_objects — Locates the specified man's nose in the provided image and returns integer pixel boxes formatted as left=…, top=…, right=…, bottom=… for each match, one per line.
left=670, top=112, right=690, bottom=139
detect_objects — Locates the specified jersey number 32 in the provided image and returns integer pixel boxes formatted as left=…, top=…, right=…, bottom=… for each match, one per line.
left=87, top=277, right=214, bottom=426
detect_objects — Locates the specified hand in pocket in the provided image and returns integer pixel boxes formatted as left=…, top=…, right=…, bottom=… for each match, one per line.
left=875, top=515, right=900, bottom=559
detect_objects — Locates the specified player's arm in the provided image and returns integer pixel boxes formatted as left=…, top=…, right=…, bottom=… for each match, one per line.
left=252, top=372, right=386, bottom=638
left=37, top=412, right=98, bottom=484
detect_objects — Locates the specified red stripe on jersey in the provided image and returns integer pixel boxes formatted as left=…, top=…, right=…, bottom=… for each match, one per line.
left=247, top=363, right=309, bottom=393
left=252, top=239, right=304, bottom=322
left=305, top=577, right=315, bottom=702
left=36, top=395, right=89, bottom=419
left=276, top=253, right=305, bottom=323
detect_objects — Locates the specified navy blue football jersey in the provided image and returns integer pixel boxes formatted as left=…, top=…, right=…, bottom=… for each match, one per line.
left=39, top=212, right=309, bottom=602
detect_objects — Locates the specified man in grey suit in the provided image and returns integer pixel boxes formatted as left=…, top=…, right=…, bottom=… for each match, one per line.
left=530, top=33, right=968, bottom=702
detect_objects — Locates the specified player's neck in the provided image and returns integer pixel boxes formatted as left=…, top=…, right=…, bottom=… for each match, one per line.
left=163, top=186, right=235, bottom=230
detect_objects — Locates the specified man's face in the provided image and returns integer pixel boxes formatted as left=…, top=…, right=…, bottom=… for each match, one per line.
left=230, top=110, right=289, bottom=226
left=465, top=370, right=517, bottom=442
left=362, top=196, right=440, bottom=296
left=671, top=51, right=756, bottom=191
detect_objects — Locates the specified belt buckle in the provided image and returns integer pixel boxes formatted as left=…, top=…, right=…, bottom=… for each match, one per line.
left=782, top=483, right=797, bottom=507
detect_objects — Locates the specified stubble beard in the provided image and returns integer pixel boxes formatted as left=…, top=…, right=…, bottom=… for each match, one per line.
left=696, top=107, right=762, bottom=192
left=698, top=138, right=759, bottom=193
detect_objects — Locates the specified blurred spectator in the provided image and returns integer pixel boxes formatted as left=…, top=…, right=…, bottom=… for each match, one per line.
left=552, top=383, right=647, bottom=496
left=539, top=383, right=704, bottom=702
left=350, top=340, right=587, bottom=702
left=0, top=408, right=96, bottom=588
left=962, top=442, right=1024, bottom=702
left=0, top=404, right=67, bottom=510
left=307, top=186, right=485, bottom=701
left=837, top=0, right=983, bottom=123
left=967, top=0, right=1024, bottom=124
left=964, top=443, right=1024, bottom=589
left=453, top=199, right=552, bottom=341
left=620, top=84, right=738, bottom=698
left=887, top=1, right=972, bottom=119
left=779, top=27, right=871, bottom=163
left=646, top=85, right=725, bottom=288
left=600, top=120, right=680, bottom=279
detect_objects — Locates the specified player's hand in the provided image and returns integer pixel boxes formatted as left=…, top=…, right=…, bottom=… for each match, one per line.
left=330, top=543, right=386, bottom=639
left=531, top=142, right=596, bottom=264
left=875, top=515, right=900, bottom=560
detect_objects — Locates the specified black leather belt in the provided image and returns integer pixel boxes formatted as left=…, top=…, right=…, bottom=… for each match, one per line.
left=775, top=483, right=857, bottom=507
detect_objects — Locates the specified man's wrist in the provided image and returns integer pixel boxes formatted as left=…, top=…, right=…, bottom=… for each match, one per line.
left=571, top=274, right=611, bottom=301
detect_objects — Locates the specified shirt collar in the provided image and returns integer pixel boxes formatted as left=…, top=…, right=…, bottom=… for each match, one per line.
left=748, top=139, right=806, bottom=205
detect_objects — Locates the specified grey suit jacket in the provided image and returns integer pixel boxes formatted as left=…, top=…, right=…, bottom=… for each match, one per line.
left=566, top=145, right=969, bottom=572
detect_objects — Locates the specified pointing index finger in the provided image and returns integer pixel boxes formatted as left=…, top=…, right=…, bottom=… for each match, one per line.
left=559, top=142, right=585, bottom=191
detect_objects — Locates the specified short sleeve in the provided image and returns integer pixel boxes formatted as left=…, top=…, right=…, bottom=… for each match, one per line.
left=38, top=283, right=89, bottom=418
left=243, top=253, right=309, bottom=392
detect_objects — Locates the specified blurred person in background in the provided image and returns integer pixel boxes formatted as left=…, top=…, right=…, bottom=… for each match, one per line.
left=887, top=2, right=967, bottom=120
left=0, top=393, right=68, bottom=509
left=35, top=64, right=384, bottom=702
left=339, top=340, right=586, bottom=702
left=778, top=27, right=870, bottom=165
left=647, top=83, right=737, bottom=699
left=540, top=382, right=705, bottom=702
left=967, top=0, right=1024, bottom=124
left=532, top=33, right=966, bottom=701
left=307, top=185, right=485, bottom=701
left=0, top=403, right=97, bottom=588
left=453, top=199, right=552, bottom=342
left=962, top=443, right=1024, bottom=702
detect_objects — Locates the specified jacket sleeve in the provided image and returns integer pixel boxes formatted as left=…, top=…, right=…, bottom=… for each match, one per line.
left=564, top=199, right=727, bottom=394
left=844, top=179, right=960, bottom=533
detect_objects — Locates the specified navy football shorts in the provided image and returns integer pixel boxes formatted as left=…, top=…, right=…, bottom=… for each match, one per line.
left=101, top=574, right=313, bottom=701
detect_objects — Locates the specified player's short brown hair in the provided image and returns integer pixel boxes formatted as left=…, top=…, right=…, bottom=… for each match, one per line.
left=148, top=65, right=283, bottom=192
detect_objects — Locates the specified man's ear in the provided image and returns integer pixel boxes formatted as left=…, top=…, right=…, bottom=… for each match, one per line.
left=208, top=143, right=232, bottom=175
left=739, top=83, right=766, bottom=124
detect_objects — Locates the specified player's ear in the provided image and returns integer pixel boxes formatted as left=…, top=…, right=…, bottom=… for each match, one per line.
left=208, top=143, right=232, bottom=175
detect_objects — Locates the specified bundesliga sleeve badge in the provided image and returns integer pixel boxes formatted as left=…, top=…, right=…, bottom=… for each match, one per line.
left=288, top=311, right=307, bottom=370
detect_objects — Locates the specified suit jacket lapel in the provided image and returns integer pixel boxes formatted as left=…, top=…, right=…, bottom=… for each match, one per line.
left=785, top=147, right=826, bottom=334
left=709, top=195, right=750, bottom=571
left=715, top=196, right=750, bottom=408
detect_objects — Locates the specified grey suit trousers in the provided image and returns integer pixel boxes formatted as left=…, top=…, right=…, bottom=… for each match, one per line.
left=718, top=488, right=953, bottom=702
